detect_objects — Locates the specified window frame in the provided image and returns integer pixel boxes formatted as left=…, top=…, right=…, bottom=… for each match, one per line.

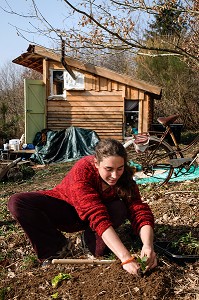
left=49, top=69, right=85, bottom=100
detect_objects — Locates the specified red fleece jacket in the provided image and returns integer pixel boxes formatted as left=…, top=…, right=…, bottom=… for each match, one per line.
left=40, top=155, right=154, bottom=236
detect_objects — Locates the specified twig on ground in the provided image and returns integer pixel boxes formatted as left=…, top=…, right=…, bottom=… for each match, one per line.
left=165, top=191, right=199, bottom=195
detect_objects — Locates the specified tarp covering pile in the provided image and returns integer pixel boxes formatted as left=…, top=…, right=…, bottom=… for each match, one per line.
left=31, top=127, right=100, bottom=164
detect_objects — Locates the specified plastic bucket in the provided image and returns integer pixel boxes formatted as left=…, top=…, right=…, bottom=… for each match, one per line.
left=9, top=139, right=20, bottom=150
left=13, top=144, right=20, bottom=151
left=3, top=144, right=9, bottom=150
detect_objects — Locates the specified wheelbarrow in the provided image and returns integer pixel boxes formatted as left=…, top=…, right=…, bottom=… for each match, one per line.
left=0, top=157, right=23, bottom=181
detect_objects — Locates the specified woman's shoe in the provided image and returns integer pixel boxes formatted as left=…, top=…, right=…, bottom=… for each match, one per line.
left=41, top=239, right=74, bottom=267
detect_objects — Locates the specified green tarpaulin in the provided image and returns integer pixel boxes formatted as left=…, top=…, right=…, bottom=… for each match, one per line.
left=31, top=127, right=100, bottom=164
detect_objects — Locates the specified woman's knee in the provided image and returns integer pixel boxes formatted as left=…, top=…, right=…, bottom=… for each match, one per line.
left=8, top=193, right=29, bottom=216
left=8, top=193, right=19, bottom=213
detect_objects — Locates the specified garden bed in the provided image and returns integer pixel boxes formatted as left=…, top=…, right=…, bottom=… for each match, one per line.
left=0, top=161, right=198, bottom=300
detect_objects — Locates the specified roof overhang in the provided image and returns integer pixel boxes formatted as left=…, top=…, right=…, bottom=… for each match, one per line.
left=12, top=44, right=162, bottom=98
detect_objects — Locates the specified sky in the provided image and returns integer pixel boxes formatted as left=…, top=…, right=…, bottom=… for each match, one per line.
left=0, top=0, right=151, bottom=69
left=0, top=0, right=79, bottom=68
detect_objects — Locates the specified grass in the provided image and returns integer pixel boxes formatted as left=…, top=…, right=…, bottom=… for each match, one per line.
left=21, top=255, right=38, bottom=269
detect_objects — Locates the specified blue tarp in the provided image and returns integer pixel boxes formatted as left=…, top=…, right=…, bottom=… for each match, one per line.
left=135, top=167, right=199, bottom=184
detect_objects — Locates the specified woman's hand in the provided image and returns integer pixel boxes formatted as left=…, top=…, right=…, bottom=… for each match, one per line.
left=121, top=258, right=140, bottom=276
left=101, top=227, right=141, bottom=276
left=139, top=225, right=157, bottom=271
left=141, top=245, right=157, bottom=270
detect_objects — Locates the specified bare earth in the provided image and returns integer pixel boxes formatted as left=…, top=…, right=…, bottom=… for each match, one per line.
left=0, top=161, right=199, bottom=300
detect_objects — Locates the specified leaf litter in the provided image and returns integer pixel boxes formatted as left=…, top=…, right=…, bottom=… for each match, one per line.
left=0, top=161, right=198, bottom=300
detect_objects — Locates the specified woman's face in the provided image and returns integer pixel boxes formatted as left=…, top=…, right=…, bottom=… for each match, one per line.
left=94, top=155, right=124, bottom=186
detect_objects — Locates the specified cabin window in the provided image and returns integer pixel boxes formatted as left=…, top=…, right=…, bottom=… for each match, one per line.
left=64, top=71, right=85, bottom=90
left=49, top=70, right=66, bottom=98
left=52, top=70, right=64, bottom=95
left=49, top=69, right=85, bottom=99
left=125, top=100, right=139, bottom=136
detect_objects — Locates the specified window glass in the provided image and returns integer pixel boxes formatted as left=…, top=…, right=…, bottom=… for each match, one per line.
left=52, top=71, right=64, bottom=95
left=125, top=100, right=139, bottom=136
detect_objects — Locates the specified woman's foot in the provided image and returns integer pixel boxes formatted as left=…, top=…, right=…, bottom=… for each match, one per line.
left=41, top=238, right=74, bottom=267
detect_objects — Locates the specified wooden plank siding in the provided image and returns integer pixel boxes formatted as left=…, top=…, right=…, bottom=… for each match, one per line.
left=45, top=72, right=150, bottom=140
left=12, top=45, right=162, bottom=143
left=47, top=88, right=124, bottom=140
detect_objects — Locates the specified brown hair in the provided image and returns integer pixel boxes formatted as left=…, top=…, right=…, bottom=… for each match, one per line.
left=94, top=139, right=136, bottom=201
left=94, top=138, right=127, bottom=163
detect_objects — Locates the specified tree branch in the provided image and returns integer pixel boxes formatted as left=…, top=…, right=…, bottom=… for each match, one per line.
left=63, top=0, right=199, bottom=64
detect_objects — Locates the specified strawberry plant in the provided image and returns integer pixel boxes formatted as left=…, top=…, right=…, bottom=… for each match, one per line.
left=51, top=273, right=71, bottom=288
left=51, top=292, right=59, bottom=299
left=137, top=256, right=148, bottom=272
left=171, top=232, right=199, bottom=255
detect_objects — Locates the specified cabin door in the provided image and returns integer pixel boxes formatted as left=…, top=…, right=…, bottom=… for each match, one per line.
left=24, top=79, right=46, bottom=144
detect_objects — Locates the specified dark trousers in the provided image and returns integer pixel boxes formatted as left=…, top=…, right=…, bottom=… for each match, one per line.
left=8, top=192, right=128, bottom=260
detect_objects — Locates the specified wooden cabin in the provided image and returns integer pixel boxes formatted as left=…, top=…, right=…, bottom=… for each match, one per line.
left=13, top=44, right=162, bottom=143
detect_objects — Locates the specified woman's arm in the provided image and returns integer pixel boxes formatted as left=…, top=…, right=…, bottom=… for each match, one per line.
left=101, top=226, right=140, bottom=275
left=139, top=225, right=157, bottom=270
left=127, top=184, right=155, bottom=235
left=101, top=225, right=157, bottom=274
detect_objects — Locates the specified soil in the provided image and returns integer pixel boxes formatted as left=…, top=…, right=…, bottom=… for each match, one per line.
left=0, top=161, right=199, bottom=300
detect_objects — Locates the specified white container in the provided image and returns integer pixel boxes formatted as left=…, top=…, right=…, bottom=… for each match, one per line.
left=13, top=144, right=20, bottom=151
left=3, top=143, right=9, bottom=150
left=9, top=139, right=20, bottom=151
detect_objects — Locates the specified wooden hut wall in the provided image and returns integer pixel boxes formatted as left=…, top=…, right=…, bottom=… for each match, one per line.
left=138, top=93, right=150, bottom=133
left=147, top=94, right=154, bottom=130
left=125, top=87, right=147, bottom=133
left=47, top=73, right=125, bottom=140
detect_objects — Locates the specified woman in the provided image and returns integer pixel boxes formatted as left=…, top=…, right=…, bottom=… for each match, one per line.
left=8, top=138, right=157, bottom=275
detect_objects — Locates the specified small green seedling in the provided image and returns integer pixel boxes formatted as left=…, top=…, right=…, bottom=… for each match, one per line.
left=22, top=255, right=38, bottom=269
left=51, top=292, right=59, bottom=299
left=137, top=256, right=148, bottom=272
left=171, top=232, right=199, bottom=255
left=51, top=273, right=71, bottom=288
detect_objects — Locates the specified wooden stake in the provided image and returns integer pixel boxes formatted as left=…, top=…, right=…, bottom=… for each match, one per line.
left=52, top=258, right=116, bottom=265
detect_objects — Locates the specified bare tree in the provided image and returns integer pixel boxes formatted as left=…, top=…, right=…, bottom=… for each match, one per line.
left=63, top=0, right=199, bottom=66
left=0, top=63, right=24, bottom=137
left=0, top=63, right=42, bottom=140
left=1, top=0, right=198, bottom=67
left=1, top=0, right=198, bottom=133
left=136, top=53, right=199, bottom=129
left=134, top=1, right=199, bottom=129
